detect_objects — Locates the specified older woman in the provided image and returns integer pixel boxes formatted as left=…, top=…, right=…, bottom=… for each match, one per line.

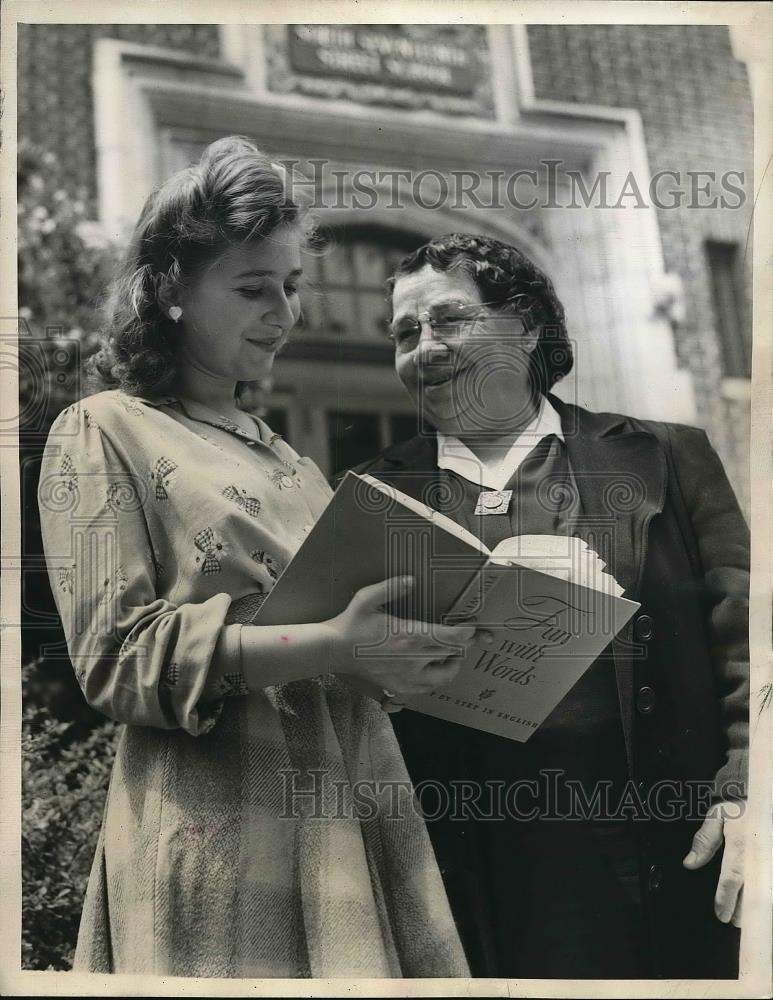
left=353, top=233, right=749, bottom=979
left=37, top=139, right=476, bottom=978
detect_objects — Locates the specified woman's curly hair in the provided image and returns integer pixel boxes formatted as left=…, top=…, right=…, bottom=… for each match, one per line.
left=87, top=135, right=314, bottom=396
left=386, top=233, right=573, bottom=395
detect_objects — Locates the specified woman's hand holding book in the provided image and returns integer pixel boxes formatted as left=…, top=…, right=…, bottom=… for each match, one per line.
left=327, top=576, right=478, bottom=701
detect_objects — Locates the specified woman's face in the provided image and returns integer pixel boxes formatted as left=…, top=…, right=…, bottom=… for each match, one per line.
left=173, top=225, right=304, bottom=384
left=390, top=263, right=537, bottom=437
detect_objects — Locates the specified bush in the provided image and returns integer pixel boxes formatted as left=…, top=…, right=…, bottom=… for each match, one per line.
left=18, top=143, right=122, bottom=970
left=21, top=662, right=120, bottom=970
left=18, top=139, right=120, bottom=671
left=18, top=140, right=117, bottom=376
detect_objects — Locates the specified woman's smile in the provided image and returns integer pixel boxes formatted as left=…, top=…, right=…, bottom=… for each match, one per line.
left=246, top=335, right=282, bottom=350
left=419, top=364, right=470, bottom=389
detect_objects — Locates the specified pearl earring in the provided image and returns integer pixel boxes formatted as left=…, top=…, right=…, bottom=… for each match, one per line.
left=169, top=306, right=183, bottom=323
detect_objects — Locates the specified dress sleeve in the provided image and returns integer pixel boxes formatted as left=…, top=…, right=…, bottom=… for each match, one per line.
left=668, top=424, right=750, bottom=798
left=38, top=402, right=242, bottom=736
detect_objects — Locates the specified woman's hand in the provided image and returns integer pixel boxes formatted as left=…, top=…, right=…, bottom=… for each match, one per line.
left=237, top=576, right=490, bottom=703
left=682, top=799, right=746, bottom=927
left=327, top=576, right=478, bottom=699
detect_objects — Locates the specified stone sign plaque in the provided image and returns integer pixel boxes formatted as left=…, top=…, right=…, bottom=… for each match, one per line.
left=265, top=24, right=495, bottom=117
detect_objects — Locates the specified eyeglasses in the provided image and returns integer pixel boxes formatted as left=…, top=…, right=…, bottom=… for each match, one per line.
left=387, top=296, right=539, bottom=354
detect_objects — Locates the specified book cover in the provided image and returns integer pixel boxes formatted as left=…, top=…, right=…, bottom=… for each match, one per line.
left=254, top=472, right=640, bottom=740
left=254, top=471, right=489, bottom=626
left=404, top=557, right=639, bottom=740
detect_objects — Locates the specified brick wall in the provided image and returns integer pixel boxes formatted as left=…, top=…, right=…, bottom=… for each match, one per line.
left=17, top=24, right=221, bottom=215
left=527, top=25, right=753, bottom=514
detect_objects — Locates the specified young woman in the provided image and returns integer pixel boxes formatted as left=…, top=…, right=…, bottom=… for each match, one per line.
left=37, top=137, right=475, bottom=978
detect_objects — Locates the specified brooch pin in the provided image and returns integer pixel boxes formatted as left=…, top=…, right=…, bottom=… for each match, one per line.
left=474, top=489, right=513, bottom=515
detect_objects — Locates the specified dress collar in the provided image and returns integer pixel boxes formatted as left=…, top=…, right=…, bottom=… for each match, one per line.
left=436, top=395, right=564, bottom=490
left=128, top=391, right=281, bottom=446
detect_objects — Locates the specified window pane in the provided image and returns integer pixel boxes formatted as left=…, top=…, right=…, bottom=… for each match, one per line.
left=321, top=241, right=354, bottom=287
left=299, top=285, right=325, bottom=334
left=322, top=289, right=358, bottom=337
left=357, top=290, right=392, bottom=342
left=353, top=241, right=389, bottom=288
left=301, top=226, right=426, bottom=343
left=328, top=411, right=381, bottom=475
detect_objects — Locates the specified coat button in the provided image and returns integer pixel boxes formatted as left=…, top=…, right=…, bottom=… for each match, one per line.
left=636, top=685, right=657, bottom=715
left=634, top=614, right=654, bottom=641
left=648, top=864, right=663, bottom=892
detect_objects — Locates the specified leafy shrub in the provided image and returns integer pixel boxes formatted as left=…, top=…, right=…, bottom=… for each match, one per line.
left=17, top=139, right=117, bottom=382
left=21, top=662, right=120, bottom=970
left=18, top=138, right=120, bottom=668
left=18, top=143, right=122, bottom=970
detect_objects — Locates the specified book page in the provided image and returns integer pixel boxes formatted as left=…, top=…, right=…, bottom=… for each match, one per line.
left=488, top=534, right=625, bottom=598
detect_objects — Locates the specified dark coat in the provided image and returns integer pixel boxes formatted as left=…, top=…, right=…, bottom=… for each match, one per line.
left=350, top=394, right=750, bottom=978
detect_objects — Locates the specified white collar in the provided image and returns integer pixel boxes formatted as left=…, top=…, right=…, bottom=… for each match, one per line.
left=436, top=396, right=565, bottom=490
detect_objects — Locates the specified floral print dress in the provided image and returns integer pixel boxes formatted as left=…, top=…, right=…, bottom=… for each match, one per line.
left=38, top=390, right=468, bottom=979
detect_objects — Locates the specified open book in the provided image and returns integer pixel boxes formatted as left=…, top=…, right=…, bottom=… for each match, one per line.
left=254, top=471, right=639, bottom=741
